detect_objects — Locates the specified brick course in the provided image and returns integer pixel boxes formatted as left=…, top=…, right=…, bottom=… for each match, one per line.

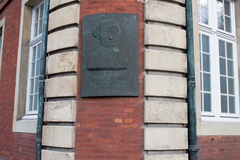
left=198, top=136, right=240, bottom=160
left=77, top=0, right=144, bottom=159
left=0, top=0, right=36, bottom=159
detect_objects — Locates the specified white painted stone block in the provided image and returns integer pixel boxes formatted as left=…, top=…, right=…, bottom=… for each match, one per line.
left=145, top=75, right=187, bottom=98
left=145, top=1, right=186, bottom=26
left=44, top=76, right=77, bottom=98
left=47, top=28, right=79, bottom=53
left=50, top=0, right=80, bottom=10
left=42, top=150, right=75, bottom=160
left=144, top=101, right=188, bottom=123
left=44, top=100, right=76, bottom=122
left=145, top=24, right=186, bottom=49
left=42, top=126, right=75, bottom=148
left=144, top=154, right=188, bottom=160
left=49, top=4, right=80, bottom=31
left=144, top=128, right=188, bottom=150
left=145, top=49, right=187, bottom=73
left=46, top=51, right=78, bottom=75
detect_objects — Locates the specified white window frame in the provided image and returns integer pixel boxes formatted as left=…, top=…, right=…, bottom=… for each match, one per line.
left=24, top=1, right=44, bottom=117
left=199, top=31, right=215, bottom=117
left=199, top=0, right=240, bottom=122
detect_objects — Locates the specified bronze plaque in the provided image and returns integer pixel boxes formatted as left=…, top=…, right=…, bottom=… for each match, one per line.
left=81, top=13, right=139, bottom=97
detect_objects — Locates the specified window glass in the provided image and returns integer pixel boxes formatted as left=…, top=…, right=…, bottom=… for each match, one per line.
left=198, top=0, right=209, bottom=25
left=33, top=3, right=44, bottom=38
left=217, top=0, right=232, bottom=33
left=26, top=1, right=44, bottom=115
left=200, top=33, right=212, bottom=112
left=219, top=40, right=236, bottom=114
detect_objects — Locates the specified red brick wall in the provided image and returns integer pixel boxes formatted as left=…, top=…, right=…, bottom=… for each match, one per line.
left=198, top=136, right=240, bottom=160
left=77, top=0, right=144, bottom=159
left=0, top=0, right=36, bottom=159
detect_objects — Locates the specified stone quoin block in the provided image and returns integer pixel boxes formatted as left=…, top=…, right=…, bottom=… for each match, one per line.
left=145, top=75, right=187, bottom=98
left=44, top=76, right=77, bottom=98
left=50, top=0, right=80, bottom=10
left=145, top=1, right=186, bottom=26
left=47, top=28, right=79, bottom=53
left=48, top=4, right=80, bottom=31
left=42, top=150, right=75, bottom=160
left=144, top=128, right=188, bottom=150
left=43, top=100, right=77, bottom=122
left=145, top=0, right=185, bottom=4
left=144, top=154, right=188, bottom=160
left=145, top=49, right=187, bottom=73
left=145, top=24, right=186, bottom=49
left=144, top=101, right=188, bottom=123
left=46, top=51, right=78, bottom=75
left=42, top=126, right=75, bottom=148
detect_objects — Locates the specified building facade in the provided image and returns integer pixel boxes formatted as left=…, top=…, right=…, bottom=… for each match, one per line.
left=0, top=0, right=239, bottom=160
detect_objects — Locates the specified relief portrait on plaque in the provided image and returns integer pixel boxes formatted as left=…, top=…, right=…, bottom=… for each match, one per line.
left=81, top=13, right=139, bottom=97
left=88, top=19, right=128, bottom=71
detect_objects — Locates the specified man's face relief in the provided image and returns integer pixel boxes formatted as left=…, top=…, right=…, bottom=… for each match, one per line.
left=99, top=25, right=118, bottom=48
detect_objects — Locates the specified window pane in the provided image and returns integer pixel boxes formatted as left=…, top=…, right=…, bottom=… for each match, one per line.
left=203, top=73, right=211, bottom=91
left=224, top=0, right=231, bottom=16
left=34, top=23, right=38, bottom=37
left=229, top=97, right=235, bottom=113
left=32, top=46, right=36, bottom=61
left=201, top=7, right=208, bottom=25
left=218, top=14, right=224, bottom=30
left=217, top=0, right=223, bottom=13
left=200, top=0, right=208, bottom=7
left=30, top=78, right=34, bottom=94
left=201, top=93, right=203, bottom=111
left=40, top=4, right=44, bottom=19
left=204, top=93, right=211, bottom=112
left=34, top=8, right=39, bottom=23
left=34, top=94, right=38, bottom=111
left=228, top=78, right=234, bottom=95
left=219, top=40, right=225, bottom=57
left=220, top=58, right=226, bottom=75
left=36, top=61, right=40, bottom=76
left=37, top=43, right=41, bottom=59
left=33, top=94, right=38, bottom=111
left=221, top=95, right=228, bottom=113
left=220, top=76, right=227, bottom=94
left=203, top=54, right=210, bottom=72
left=227, top=60, right=234, bottom=77
left=31, top=62, right=35, bottom=78
left=28, top=95, right=33, bottom=112
left=225, top=16, right=231, bottom=33
left=34, top=77, right=39, bottom=94
left=202, top=35, right=209, bottom=53
left=39, top=19, right=43, bottom=35
left=227, top=43, right=233, bottom=59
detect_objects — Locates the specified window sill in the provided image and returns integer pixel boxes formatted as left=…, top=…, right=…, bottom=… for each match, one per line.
left=12, top=118, right=37, bottom=134
left=197, top=119, right=240, bottom=135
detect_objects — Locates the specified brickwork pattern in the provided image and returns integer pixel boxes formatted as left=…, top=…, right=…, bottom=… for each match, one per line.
left=0, top=0, right=36, bottom=160
left=198, top=136, right=240, bottom=160
left=77, top=0, right=144, bottom=159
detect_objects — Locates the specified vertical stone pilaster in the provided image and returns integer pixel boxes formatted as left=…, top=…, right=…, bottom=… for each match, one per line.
left=41, top=0, right=80, bottom=159
left=144, top=0, right=189, bottom=159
